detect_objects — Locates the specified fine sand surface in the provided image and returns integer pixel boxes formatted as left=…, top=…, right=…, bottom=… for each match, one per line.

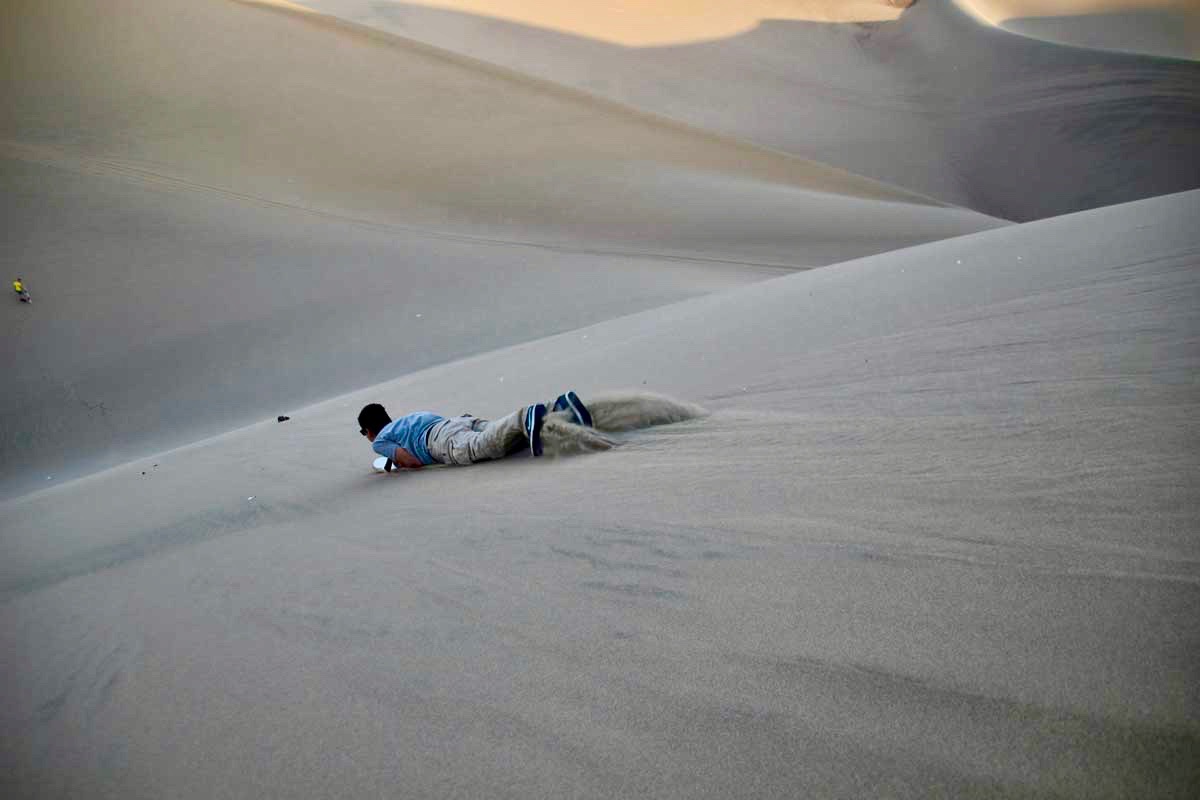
left=2, top=189, right=1197, bottom=797
left=2, top=1, right=1199, bottom=797
left=294, top=0, right=1200, bottom=219
left=0, top=151, right=785, bottom=500
left=0, top=0, right=1006, bottom=499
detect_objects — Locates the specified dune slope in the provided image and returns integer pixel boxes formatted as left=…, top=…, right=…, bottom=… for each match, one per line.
left=296, top=0, right=1200, bottom=219
left=0, top=152, right=787, bottom=500
left=0, top=0, right=1006, bottom=499
left=2, top=189, right=1196, bottom=798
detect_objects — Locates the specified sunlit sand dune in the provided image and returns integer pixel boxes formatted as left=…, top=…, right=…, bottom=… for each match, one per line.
left=301, top=0, right=911, bottom=46
left=960, top=0, right=1197, bottom=21
left=956, top=0, right=1200, bottom=58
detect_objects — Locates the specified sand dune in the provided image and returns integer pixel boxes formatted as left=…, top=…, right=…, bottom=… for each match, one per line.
left=1, top=0, right=978, bottom=247
left=296, top=0, right=1200, bottom=219
left=956, top=0, right=1200, bottom=58
left=2, top=0, right=1198, bottom=796
left=960, top=0, right=1196, bottom=21
left=2, top=189, right=1196, bottom=798
left=0, top=151, right=785, bottom=500
left=308, top=0, right=910, bottom=46
left=0, top=0, right=1005, bottom=499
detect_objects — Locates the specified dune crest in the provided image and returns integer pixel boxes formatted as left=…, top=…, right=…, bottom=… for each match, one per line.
left=957, top=0, right=1191, bottom=22
left=341, top=1, right=910, bottom=46
left=955, top=0, right=1199, bottom=58
left=0, top=0, right=1011, bottom=497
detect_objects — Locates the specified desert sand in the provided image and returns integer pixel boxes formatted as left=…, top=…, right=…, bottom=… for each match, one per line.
left=0, top=0, right=1008, bottom=498
left=291, top=0, right=1200, bottom=219
left=957, top=1, right=1199, bottom=58
left=295, top=0, right=911, bottom=46
left=1, top=1, right=1198, bottom=798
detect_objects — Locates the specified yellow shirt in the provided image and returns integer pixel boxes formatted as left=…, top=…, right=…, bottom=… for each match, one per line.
left=12, top=280, right=23, bottom=293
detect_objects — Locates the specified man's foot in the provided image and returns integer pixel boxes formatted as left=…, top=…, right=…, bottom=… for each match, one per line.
left=525, top=403, right=547, bottom=457
left=553, top=391, right=593, bottom=428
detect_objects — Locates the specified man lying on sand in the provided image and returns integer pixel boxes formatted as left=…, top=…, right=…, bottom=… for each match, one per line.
left=358, top=390, right=593, bottom=471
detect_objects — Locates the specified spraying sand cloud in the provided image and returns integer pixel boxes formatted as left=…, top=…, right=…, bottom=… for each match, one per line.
left=586, top=391, right=708, bottom=433
left=542, top=391, right=707, bottom=456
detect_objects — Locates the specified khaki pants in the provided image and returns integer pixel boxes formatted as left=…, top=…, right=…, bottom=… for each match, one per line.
left=424, top=409, right=530, bottom=466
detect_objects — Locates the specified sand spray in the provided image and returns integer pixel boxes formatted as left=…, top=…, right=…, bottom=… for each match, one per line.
left=542, top=391, right=707, bottom=456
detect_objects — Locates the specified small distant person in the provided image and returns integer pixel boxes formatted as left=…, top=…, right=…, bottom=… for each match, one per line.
left=13, top=277, right=30, bottom=303
left=358, top=391, right=593, bottom=471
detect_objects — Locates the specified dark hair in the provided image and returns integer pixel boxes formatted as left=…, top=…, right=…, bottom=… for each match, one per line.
left=357, top=403, right=391, bottom=435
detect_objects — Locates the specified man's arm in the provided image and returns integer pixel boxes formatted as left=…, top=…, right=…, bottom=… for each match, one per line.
left=375, top=442, right=425, bottom=470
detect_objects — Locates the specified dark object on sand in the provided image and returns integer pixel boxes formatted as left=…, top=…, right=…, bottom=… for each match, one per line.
left=277, top=415, right=290, bottom=422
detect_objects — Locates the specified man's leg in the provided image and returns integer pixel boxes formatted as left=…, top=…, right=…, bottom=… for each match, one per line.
left=473, top=409, right=533, bottom=460
left=524, top=403, right=547, bottom=456
left=425, top=409, right=531, bottom=465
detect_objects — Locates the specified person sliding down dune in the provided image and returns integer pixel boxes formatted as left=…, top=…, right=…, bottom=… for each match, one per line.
left=358, top=390, right=594, bottom=472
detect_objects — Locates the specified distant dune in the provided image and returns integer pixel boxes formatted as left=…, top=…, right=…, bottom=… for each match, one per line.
left=268, top=0, right=911, bottom=45
left=956, top=0, right=1199, bottom=58
left=293, top=0, right=1200, bottom=219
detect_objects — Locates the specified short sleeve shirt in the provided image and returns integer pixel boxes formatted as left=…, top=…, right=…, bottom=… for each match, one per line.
left=372, top=412, right=444, bottom=466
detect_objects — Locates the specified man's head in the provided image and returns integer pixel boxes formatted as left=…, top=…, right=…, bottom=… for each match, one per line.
left=357, top=403, right=391, bottom=441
